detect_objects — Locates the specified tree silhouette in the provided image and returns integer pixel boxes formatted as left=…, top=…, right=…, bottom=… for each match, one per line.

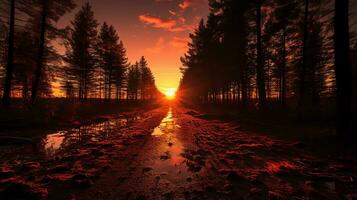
left=127, top=62, right=140, bottom=100
left=114, top=40, right=128, bottom=100
left=30, top=0, right=76, bottom=104
left=30, top=0, right=47, bottom=105
left=0, top=14, right=8, bottom=97
left=64, top=2, right=98, bottom=100
left=139, top=56, right=156, bottom=100
left=255, top=0, right=267, bottom=109
left=2, top=0, right=15, bottom=108
left=178, top=0, right=356, bottom=138
left=334, top=0, right=352, bottom=139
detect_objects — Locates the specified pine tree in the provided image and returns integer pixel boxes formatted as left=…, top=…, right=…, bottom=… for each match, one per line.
left=8, top=0, right=76, bottom=103
left=97, top=22, right=126, bottom=100
left=255, top=0, right=266, bottom=109
left=127, top=62, right=140, bottom=100
left=114, top=41, right=128, bottom=100
left=64, top=2, right=98, bottom=100
left=139, top=56, right=156, bottom=100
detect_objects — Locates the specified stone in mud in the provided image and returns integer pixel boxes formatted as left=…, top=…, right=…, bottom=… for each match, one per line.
left=40, top=175, right=53, bottom=184
left=47, top=164, right=69, bottom=173
left=186, top=162, right=202, bottom=173
left=70, top=173, right=93, bottom=188
left=143, top=166, right=153, bottom=172
left=20, top=162, right=41, bottom=172
left=160, top=152, right=171, bottom=160
left=162, top=191, right=173, bottom=199
left=247, top=187, right=268, bottom=200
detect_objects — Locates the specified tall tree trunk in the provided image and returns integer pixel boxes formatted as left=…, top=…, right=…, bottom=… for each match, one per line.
left=241, top=74, right=248, bottom=108
left=108, top=70, right=112, bottom=100
left=267, top=60, right=271, bottom=99
left=84, top=66, right=88, bottom=100
left=281, top=27, right=287, bottom=106
left=22, top=78, right=28, bottom=103
left=2, top=0, right=15, bottom=108
left=31, top=0, right=47, bottom=105
left=298, top=0, right=309, bottom=117
left=334, top=0, right=352, bottom=139
left=256, top=2, right=266, bottom=109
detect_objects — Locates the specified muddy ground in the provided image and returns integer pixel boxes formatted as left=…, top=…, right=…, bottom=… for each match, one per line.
left=0, top=105, right=356, bottom=200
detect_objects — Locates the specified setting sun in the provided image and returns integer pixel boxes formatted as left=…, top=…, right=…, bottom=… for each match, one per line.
left=164, top=88, right=176, bottom=100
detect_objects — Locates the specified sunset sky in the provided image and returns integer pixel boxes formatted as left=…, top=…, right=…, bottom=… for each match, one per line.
left=58, top=0, right=209, bottom=93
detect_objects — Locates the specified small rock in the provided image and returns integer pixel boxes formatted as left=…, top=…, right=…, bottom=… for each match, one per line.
left=48, top=164, right=69, bottom=173
left=160, top=152, right=171, bottom=160
left=143, top=166, right=153, bottom=172
left=70, top=173, right=93, bottom=188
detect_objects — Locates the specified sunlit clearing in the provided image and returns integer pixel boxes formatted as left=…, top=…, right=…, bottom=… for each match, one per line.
left=164, top=88, right=176, bottom=100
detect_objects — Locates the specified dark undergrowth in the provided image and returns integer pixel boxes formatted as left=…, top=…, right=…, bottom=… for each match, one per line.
left=180, top=98, right=357, bottom=158
left=0, top=98, right=161, bottom=133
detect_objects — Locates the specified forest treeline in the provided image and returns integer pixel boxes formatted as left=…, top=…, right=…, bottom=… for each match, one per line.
left=0, top=1, right=160, bottom=106
left=179, top=0, right=355, bottom=138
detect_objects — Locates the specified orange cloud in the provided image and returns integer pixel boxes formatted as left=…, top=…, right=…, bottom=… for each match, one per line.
left=170, top=37, right=190, bottom=50
left=138, top=14, right=192, bottom=32
left=139, top=15, right=176, bottom=29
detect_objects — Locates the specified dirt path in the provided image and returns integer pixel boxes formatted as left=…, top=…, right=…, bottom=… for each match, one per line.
left=76, top=106, right=356, bottom=200
left=1, top=105, right=356, bottom=199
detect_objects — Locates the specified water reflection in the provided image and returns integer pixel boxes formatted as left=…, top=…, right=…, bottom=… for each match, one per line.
left=152, top=108, right=180, bottom=137
left=150, top=108, right=192, bottom=177
left=41, top=116, right=141, bottom=157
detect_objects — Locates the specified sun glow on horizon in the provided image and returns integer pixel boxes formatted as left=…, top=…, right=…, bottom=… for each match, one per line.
left=163, top=88, right=177, bottom=100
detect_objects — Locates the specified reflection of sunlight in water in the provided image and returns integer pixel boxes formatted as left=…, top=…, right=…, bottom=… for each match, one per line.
left=44, top=132, right=65, bottom=153
left=152, top=108, right=180, bottom=136
left=150, top=108, right=190, bottom=178
left=42, top=116, right=140, bottom=157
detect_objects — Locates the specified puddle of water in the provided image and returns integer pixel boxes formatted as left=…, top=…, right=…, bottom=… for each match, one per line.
left=150, top=108, right=192, bottom=178
left=41, top=116, right=141, bottom=157
left=152, top=108, right=180, bottom=137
